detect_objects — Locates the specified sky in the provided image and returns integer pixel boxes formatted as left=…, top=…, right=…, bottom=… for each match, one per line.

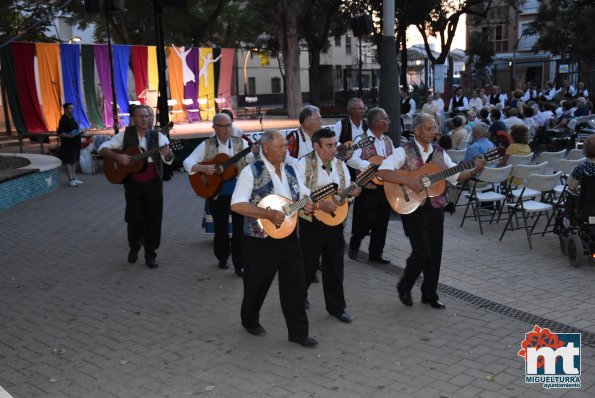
left=406, top=15, right=467, bottom=51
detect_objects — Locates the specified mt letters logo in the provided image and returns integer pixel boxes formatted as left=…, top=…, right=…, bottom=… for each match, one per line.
left=518, top=325, right=581, bottom=389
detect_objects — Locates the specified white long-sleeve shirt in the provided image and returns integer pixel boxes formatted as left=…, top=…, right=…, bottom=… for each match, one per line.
left=182, top=136, right=252, bottom=175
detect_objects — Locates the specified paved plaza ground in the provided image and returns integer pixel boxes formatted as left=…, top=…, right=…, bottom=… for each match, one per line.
left=1, top=153, right=594, bottom=397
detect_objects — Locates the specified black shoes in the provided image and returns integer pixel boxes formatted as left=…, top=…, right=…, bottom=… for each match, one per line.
left=421, top=297, right=446, bottom=309
left=398, top=290, right=413, bottom=306
left=444, top=202, right=456, bottom=214
left=369, top=255, right=391, bottom=264
left=145, top=259, right=159, bottom=269
left=288, top=336, right=318, bottom=347
left=243, top=324, right=266, bottom=336
left=218, top=261, right=229, bottom=269
left=348, top=248, right=358, bottom=260
left=333, top=313, right=353, bottom=323
left=128, top=249, right=139, bottom=264
left=235, top=268, right=244, bottom=277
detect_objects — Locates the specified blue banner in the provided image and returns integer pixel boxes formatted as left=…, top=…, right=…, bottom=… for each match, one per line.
left=60, top=44, right=90, bottom=129
left=113, top=45, right=131, bottom=126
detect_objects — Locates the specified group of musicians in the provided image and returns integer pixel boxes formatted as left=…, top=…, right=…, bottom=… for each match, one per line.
left=99, top=101, right=486, bottom=348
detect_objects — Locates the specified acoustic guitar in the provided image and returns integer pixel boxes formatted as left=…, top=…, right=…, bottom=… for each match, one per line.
left=257, top=183, right=338, bottom=239
left=367, top=155, right=386, bottom=185
left=314, top=164, right=379, bottom=226
left=335, top=136, right=374, bottom=160
left=103, top=140, right=183, bottom=184
left=384, top=147, right=504, bottom=215
left=188, top=141, right=257, bottom=198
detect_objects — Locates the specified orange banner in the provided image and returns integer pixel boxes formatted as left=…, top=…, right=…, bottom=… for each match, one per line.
left=35, top=43, right=62, bottom=131
left=167, top=47, right=186, bottom=122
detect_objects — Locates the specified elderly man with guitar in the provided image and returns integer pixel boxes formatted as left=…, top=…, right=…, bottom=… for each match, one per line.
left=183, top=112, right=256, bottom=277
left=98, top=105, right=174, bottom=269
left=231, top=129, right=324, bottom=348
left=346, top=107, right=395, bottom=264
left=296, top=128, right=364, bottom=323
left=378, top=113, right=487, bottom=309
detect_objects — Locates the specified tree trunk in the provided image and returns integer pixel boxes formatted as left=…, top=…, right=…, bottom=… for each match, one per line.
left=278, top=12, right=302, bottom=118
left=308, top=49, right=321, bottom=107
left=400, top=27, right=408, bottom=89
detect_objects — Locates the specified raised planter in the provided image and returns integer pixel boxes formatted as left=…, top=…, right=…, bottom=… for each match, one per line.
left=0, top=153, right=62, bottom=210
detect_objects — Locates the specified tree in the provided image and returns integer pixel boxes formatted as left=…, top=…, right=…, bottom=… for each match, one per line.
left=0, top=0, right=65, bottom=44
left=297, top=0, right=352, bottom=107
left=415, top=0, right=492, bottom=65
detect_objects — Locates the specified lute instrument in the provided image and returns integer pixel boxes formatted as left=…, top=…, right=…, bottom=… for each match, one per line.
left=257, top=183, right=338, bottom=239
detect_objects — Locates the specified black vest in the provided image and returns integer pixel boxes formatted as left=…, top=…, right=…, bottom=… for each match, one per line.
left=489, top=93, right=501, bottom=105
left=122, top=126, right=164, bottom=179
left=401, top=97, right=412, bottom=114
left=339, top=117, right=368, bottom=144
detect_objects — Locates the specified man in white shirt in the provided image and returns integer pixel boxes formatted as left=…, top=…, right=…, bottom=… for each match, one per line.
left=333, top=97, right=367, bottom=144
left=377, top=113, right=486, bottom=309
left=448, top=86, right=469, bottom=115
left=286, top=105, right=322, bottom=167
left=539, top=82, right=556, bottom=102
left=400, top=88, right=416, bottom=131
left=503, top=108, right=525, bottom=131
left=488, top=86, right=507, bottom=108
left=296, top=128, right=361, bottom=324
left=183, top=112, right=255, bottom=276
left=230, top=129, right=318, bottom=347
left=98, top=105, right=174, bottom=269
left=347, top=108, right=394, bottom=264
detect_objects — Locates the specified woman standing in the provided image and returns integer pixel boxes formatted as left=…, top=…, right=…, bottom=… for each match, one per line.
left=57, top=103, right=85, bottom=187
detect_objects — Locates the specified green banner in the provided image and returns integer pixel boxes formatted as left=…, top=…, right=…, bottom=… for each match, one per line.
left=0, top=46, right=27, bottom=134
left=81, top=45, right=104, bottom=128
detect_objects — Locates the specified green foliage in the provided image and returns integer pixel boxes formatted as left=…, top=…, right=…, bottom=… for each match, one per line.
left=466, top=29, right=494, bottom=68
left=527, top=0, right=595, bottom=58
left=0, top=0, right=64, bottom=44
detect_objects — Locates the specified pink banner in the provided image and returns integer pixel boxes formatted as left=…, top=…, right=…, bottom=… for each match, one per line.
left=217, top=48, right=235, bottom=111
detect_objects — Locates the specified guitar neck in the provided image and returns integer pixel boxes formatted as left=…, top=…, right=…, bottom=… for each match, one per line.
left=220, top=145, right=252, bottom=169
left=286, top=195, right=310, bottom=216
left=429, top=159, right=477, bottom=184
left=337, top=183, right=358, bottom=202
left=132, top=144, right=167, bottom=162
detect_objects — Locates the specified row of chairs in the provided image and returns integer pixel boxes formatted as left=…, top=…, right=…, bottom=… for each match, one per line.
left=452, top=148, right=587, bottom=249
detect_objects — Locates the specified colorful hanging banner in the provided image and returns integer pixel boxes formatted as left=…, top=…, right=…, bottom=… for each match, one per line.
left=93, top=45, right=114, bottom=127
left=35, top=43, right=62, bottom=131
left=183, top=47, right=200, bottom=122
left=217, top=48, right=235, bottom=113
left=167, top=46, right=186, bottom=122
left=113, top=45, right=130, bottom=126
left=147, top=45, right=158, bottom=91
left=11, top=42, right=47, bottom=132
left=131, top=46, right=148, bottom=104
left=60, top=44, right=90, bottom=129
left=0, top=46, right=27, bottom=133
left=81, top=45, right=104, bottom=128
left=198, top=48, right=219, bottom=120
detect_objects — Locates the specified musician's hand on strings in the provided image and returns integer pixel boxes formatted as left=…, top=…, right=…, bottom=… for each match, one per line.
left=303, top=201, right=316, bottom=215
left=405, top=176, right=424, bottom=193
left=160, top=146, right=173, bottom=159
left=474, top=158, right=487, bottom=172
left=201, top=164, right=218, bottom=175
left=117, top=153, right=133, bottom=166
left=317, top=199, right=337, bottom=214
left=350, top=186, right=362, bottom=198
left=266, top=208, right=285, bottom=227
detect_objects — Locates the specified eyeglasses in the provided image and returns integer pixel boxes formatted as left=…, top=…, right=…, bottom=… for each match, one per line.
left=135, top=114, right=151, bottom=119
left=214, top=124, right=233, bottom=128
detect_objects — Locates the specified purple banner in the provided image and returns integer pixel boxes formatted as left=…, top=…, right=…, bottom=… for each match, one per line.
left=184, top=47, right=200, bottom=121
left=93, top=45, right=114, bottom=127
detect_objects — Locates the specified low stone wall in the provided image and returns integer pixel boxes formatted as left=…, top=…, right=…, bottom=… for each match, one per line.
left=0, top=153, right=62, bottom=210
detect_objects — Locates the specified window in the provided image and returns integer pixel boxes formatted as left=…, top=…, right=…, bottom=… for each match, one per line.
left=271, top=77, right=281, bottom=94
left=519, top=22, right=538, bottom=50
left=493, top=25, right=508, bottom=52
left=346, top=34, right=352, bottom=55
left=334, top=35, right=341, bottom=47
left=248, top=77, right=256, bottom=96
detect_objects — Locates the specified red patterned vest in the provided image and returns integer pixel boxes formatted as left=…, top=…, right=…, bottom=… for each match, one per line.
left=401, top=141, right=448, bottom=208
left=358, top=132, right=394, bottom=190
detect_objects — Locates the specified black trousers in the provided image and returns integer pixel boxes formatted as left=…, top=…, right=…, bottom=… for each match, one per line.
left=124, top=179, right=163, bottom=260
left=397, top=201, right=444, bottom=301
left=299, top=218, right=346, bottom=315
left=350, top=187, right=391, bottom=257
left=209, top=195, right=243, bottom=271
left=241, top=234, right=309, bottom=339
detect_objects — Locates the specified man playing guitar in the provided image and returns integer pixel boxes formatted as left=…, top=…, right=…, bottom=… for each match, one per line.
left=377, top=113, right=486, bottom=310
left=183, top=112, right=256, bottom=276
left=98, top=105, right=174, bottom=269
left=296, top=128, right=361, bottom=323
left=346, top=108, right=394, bottom=264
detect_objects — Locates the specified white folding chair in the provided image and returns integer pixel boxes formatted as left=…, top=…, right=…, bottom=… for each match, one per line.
left=214, top=97, right=228, bottom=111
left=554, top=158, right=586, bottom=196
left=245, top=96, right=259, bottom=118
left=533, top=149, right=566, bottom=174
left=197, top=98, right=216, bottom=120
left=506, top=152, right=533, bottom=167
left=565, top=148, right=584, bottom=160
left=460, top=165, right=512, bottom=234
left=167, top=99, right=184, bottom=122
left=508, top=162, right=548, bottom=201
left=446, top=149, right=466, bottom=164
left=500, top=172, right=562, bottom=249
left=182, top=98, right=200, bottom=122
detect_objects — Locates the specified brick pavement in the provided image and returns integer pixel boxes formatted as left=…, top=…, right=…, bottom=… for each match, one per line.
left=0, top=170, right=594, bottom=397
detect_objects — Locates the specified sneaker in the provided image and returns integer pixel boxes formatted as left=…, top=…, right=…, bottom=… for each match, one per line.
left=73, top=179, right=83, bottom=185
left=69, top=180, right=78, bottom=187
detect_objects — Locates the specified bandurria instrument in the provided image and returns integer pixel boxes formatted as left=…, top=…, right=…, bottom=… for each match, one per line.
left=257, top=183, right=338, bottom=239
left=335, top=135, right=374, bottom=160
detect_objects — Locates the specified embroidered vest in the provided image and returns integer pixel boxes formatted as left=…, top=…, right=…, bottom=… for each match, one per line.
left=401, top=141, right=447, bottom=208
left=303, top=151, right=347, bottom=192
left=339, top=117, right=368, bottom=144
left=243, top=160, right=300, bottom=238
left=122, top=126, right=163, bottom=180
left=358, top=133, right=394, bottom=189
